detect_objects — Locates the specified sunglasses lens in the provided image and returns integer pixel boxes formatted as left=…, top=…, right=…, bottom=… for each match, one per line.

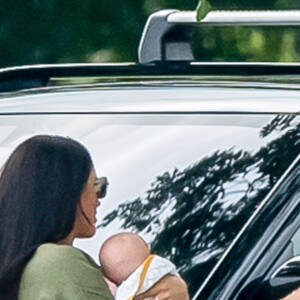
left=95, top=177, right=108, bottom=198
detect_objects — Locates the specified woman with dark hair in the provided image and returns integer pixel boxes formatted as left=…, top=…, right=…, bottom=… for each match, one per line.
left=0, top=135, right=188, bottom=300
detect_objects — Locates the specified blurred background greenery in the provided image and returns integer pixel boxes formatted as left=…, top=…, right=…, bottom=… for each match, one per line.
left=1, top=0, right=300, bottom=68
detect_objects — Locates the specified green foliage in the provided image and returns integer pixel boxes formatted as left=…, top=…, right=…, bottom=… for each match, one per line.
left=196, top=0, right=212, bottom=22
left=0, top=0, right=300, bottom=67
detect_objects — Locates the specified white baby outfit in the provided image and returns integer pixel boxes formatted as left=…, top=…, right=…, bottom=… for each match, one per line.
left=115, top=255, right=178, bottom=300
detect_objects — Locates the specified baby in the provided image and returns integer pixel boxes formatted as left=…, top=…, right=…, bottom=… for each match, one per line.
left=99, top=232, right=179, bottom=300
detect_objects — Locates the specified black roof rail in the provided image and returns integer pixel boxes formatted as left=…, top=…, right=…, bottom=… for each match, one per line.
left=0, top=63, right=141, bottom=93
left=3, top=62, right=300, bottom=93
left=0, top=62, right=201, bottom=93
left=138, top=9, right=300, bottom=64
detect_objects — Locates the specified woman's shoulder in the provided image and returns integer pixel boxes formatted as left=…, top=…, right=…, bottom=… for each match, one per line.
left=35, top=243, right=87, bottom=258
left=22, top=243, right=100, bottom=279
left=29, top=243, right=92, bottom=264
left=23, top=244, right=84, bottom=273
left=20, top=243, right=112, bottom=299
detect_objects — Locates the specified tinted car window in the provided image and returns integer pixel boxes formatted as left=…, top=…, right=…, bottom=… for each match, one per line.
left=0, top=113, right=298, bottom=297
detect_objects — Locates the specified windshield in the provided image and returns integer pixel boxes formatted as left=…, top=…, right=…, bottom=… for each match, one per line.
left=0, top=113, right=298, bottom=297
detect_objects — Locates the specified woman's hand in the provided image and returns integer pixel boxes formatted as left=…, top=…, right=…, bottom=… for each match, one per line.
left=134, top=274, right=189, bottom=300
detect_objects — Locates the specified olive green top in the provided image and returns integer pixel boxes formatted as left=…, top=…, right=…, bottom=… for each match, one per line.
left=19, top=243, right=113, bottom=300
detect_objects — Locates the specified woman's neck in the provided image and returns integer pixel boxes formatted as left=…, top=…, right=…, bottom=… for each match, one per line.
left=57, top=233, right=74, bottom=245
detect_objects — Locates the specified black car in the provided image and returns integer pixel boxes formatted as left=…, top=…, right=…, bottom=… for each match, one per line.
left=0, top=8, right=299, bottom=300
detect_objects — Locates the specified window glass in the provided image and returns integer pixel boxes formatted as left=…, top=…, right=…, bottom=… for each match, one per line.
left=0, top=113, right=298, bottom=297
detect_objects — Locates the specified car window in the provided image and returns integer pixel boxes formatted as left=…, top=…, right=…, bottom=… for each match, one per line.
left=0, top=113, right=298, bottom=297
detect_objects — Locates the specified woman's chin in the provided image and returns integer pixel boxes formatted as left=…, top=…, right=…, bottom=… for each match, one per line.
left=77, top=225, right=96, bottom=239
left=85, top=226, right=96, bottom=238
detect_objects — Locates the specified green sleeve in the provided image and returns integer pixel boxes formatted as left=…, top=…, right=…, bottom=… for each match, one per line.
left=19, top=243, right=113, bottom=300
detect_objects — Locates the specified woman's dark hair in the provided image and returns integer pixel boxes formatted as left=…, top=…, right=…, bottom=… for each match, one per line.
left=0, top=135, right=93, bottom=299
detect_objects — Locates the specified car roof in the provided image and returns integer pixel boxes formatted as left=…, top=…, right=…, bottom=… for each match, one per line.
left=0, top=80, right=300, bottom=114
left=0, top=63, right=300, bottom=114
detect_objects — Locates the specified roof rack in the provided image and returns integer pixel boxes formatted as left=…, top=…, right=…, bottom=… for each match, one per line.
left=2, top=62, right=300, bottom=93
left=138, top=10, right=300, bottom=64
left=0, top=63, right=139, bottom=93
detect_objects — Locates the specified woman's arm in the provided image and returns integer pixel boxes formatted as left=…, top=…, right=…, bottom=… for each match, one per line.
left=134, top=274, right=189, bottom=300
left=279, top=288, right=300, bottom=300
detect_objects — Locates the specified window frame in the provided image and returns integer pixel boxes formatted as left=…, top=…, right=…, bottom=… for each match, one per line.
left=195, top=155, right=300, bottom=300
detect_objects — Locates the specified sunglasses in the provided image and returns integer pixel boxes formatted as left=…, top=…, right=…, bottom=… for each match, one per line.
left=94, top=177, right=108, bottom=199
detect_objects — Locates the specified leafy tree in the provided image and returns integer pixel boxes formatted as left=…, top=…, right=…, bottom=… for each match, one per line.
left=0, top=0, right=300, bottom=67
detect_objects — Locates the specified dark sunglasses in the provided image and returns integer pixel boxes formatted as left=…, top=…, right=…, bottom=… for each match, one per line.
left=94, top=177, right=108, bottom=198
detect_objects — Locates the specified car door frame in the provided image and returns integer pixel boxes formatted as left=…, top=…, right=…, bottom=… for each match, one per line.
left=195, top=154, right=300, bottom=300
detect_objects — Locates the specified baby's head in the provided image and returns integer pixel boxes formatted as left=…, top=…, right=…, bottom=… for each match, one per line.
left=99, top=233, right=150, bottom=286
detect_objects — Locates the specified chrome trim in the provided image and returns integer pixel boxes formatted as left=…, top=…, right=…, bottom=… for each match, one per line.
left=0, top=62, right=135, bottom=74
